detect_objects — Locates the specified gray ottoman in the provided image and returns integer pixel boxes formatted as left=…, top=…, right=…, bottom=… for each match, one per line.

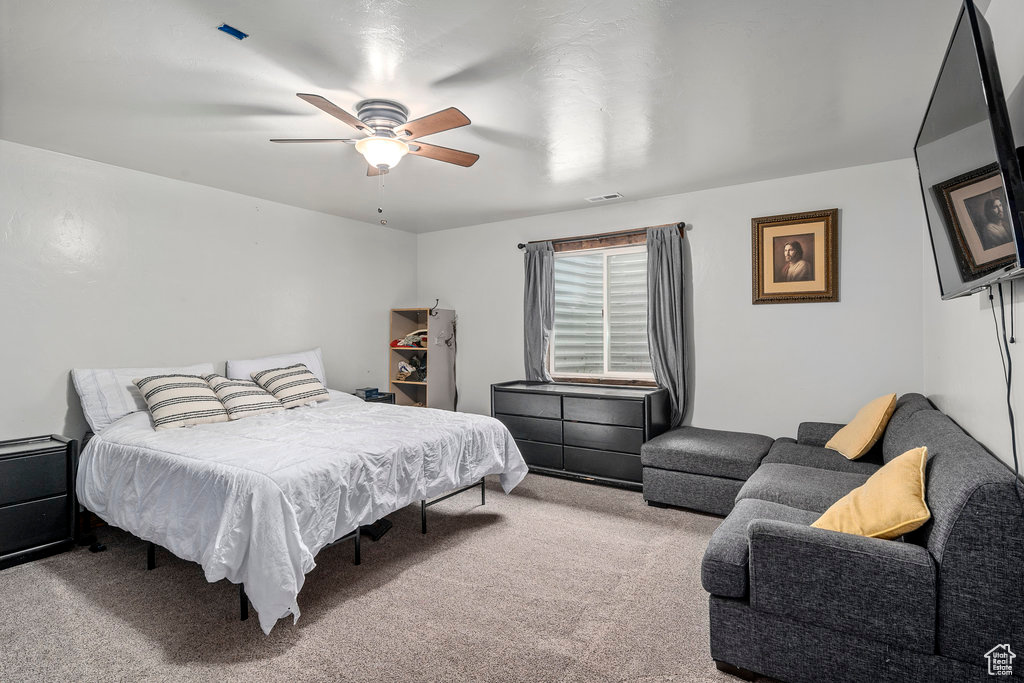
left=641, top=427, right=774, bottom=516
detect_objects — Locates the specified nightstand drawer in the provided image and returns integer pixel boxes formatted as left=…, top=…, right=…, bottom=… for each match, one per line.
left=0, top=495, right=70, bottom=556
left=515, top=439, right=563, bottom=469
left=495, top=414, right=562, bottom=444
left=564, top=447, right=642, bottom=482
left=563, top=397, right=644, bottom=428
left=564, top=422, right=644, bottom=454
left=0, top=450, right=67, bottom=506
left=493, top=390, right=561, bottom=419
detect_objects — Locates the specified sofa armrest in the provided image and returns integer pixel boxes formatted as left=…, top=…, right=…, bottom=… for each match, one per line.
left=796, top=421, right=845, bottom=447
left=747, top=519, right=936, bottom=653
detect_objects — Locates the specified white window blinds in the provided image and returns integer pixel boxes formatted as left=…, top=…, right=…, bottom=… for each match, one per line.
left=551, top=245, right=652, bottom=378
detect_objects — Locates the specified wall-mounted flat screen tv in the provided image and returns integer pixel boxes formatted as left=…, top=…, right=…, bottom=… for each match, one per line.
left=915, top=0, right=1024, bottom=299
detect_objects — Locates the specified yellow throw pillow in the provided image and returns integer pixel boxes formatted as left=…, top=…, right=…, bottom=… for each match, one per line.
left=825, top=393, right=898, bottom=459
left=812, top=447, right=930, bottom=540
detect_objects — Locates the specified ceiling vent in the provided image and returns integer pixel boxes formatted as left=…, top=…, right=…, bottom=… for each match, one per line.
left=585, top=192, right=623, bottom=203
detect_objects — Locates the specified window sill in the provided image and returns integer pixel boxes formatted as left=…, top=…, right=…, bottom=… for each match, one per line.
left=550, top=376, right=657, bottom=388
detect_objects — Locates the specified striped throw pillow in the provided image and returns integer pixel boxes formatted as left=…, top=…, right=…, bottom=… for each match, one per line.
left=251, top=363, right=330, bottom=409
left=204, top=374, right=285, bottom=420
left=132, top=374, right=229, bottom=430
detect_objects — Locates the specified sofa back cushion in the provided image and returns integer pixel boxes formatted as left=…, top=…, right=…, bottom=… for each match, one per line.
left=891, top=408, right=1024, bottom=664
left=881, top=393, right=934, bottom=463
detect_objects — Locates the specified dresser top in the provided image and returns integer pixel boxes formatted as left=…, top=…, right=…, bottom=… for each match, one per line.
left=492, top=380, right=663, bottom=399
left=0, top=435, right=69, bottom=458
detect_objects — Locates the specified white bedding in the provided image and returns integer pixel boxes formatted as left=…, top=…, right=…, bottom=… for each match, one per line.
left=77, top=390, right=528, bottom=634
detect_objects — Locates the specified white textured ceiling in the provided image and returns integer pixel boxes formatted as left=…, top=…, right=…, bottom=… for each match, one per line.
left=0, top=0, right=964, bottom=233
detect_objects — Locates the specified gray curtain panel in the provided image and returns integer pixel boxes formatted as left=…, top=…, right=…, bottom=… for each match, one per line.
left=523, top=241, right=555, bottom=382
left=647, top=225, right=686, bottom=426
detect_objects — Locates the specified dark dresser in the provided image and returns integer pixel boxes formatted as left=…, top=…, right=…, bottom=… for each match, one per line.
left=0, top=435, right=78, bottom=569
left=491, top=381, right=670, bottom=490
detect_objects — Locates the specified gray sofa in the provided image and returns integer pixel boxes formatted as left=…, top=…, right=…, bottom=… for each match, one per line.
left=702, top=394, right=1024, bottom=682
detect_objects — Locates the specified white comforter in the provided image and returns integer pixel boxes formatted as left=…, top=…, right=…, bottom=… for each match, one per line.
left=77, top=391, right=528, bottom=634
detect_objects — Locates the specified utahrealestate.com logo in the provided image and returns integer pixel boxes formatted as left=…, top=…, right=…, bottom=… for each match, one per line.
left=985, top=644, right=1016, bottom=676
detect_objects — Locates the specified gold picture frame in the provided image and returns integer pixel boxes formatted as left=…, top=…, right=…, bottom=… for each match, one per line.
left=752, top=208, right=838, bottom=304
left=933, top=163, right=1015, bottom=281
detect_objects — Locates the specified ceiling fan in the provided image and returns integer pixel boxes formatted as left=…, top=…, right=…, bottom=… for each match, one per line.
left=271, top=94, right=480, bottom=175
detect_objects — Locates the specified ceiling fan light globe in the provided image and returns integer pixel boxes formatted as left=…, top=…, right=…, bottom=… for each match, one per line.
left=355, top=136, right=409, bottom=170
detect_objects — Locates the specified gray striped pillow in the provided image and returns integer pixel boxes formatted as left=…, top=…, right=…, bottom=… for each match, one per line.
left=204, top=374, right=284, bottom=420
left=250, top=363, right=330, bottom=409
left=132, top=374, right=229, bottom=430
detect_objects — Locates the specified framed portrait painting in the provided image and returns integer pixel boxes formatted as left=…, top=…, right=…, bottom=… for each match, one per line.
left=933, top=163, right=1015, bottom=281
left=752, top=208, right=838, bottom=304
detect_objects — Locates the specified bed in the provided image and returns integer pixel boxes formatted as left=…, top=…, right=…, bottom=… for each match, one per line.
left=77, top=389, right=528, bottom=634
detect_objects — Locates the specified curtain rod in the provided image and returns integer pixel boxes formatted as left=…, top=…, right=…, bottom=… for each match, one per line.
left=516, top=222, right=685, bottom=249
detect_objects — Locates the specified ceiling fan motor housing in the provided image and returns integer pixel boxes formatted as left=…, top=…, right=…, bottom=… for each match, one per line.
left=355, top=99, right=409, bottom=136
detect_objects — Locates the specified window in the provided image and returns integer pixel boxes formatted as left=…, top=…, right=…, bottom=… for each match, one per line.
left=550, top=245, right=653, bottom=380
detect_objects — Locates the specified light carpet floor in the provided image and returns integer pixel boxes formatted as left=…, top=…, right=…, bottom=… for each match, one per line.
left=0, top=473, right=747, bottom=682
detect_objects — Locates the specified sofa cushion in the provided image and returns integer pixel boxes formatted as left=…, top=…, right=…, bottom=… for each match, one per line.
left=881, top=393, right=934, bottom=463
left=701, top=498, right=819, bottom=598
left=640, top=426, right=773, bottom=481
left=643, top=468, right=744, bottom=517
left=812, top=447, right=931, bottom=539
left=736, top=463, right=870, bottom=513
left=795, top=422, right=846, bottom=447
left=761, top=439, right=882, bottom=475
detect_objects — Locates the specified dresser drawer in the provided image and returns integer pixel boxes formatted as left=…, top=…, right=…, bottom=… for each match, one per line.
left=564, top=447, right=642, bottom=483
left=0, top=495, right=70, bottom=556
left=493, top=390, right=561, bottom=419
left=515, top=439, right=563, bottom=469
left=0, top=450, right=67, bottom=506
left=496, top=414, right=562, bottom=444
left=563, top=421, right=644, bottom=454
left=563, top=397, right=644, bottom=428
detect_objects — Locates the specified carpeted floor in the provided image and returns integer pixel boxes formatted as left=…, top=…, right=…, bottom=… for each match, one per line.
left=0, top=474, right=744, bottom=682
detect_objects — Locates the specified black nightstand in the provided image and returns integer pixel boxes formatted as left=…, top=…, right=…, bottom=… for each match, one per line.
left=362, top=393, right=396, bottom=404
left=0, top=435, right=78, bottom=569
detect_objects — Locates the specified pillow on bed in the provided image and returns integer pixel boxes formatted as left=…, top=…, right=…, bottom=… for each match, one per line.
left=251, top=363, right=330, bottom=409
left=72, top=362, right=217, bottom=433
left=226, top=347, right=327, bottom=386
left=132, top=374, right=230, bottom=430
left=204, top=374, right=285, bottom=420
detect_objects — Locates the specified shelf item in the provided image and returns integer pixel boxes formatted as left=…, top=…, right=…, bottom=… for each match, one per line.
left=0, top=435, right=78, bottom=569
left=490, top=381, right=670, bottom=490
left=389, top=308, right=456, bottom=410
left=359, top=392, right=396, bottom=404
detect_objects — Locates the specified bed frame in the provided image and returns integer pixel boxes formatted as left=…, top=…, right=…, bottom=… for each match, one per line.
left=420, top=477, right=485, bottom=534
left=142, top=477, right=486, bottom=621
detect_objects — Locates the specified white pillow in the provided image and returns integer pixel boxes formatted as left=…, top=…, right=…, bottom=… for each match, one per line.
left=226, top=347, right=326, bottom=386
left=133, top=374, right=229, bottom=430
left=251, top=364, right=330, bottom=409
left=204, top=374, right=285, bottom=420
left=72, top=363, right=217, bottom=434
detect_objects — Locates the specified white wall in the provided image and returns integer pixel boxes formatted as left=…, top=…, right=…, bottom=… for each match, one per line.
left=418, top=158, right=926, bottom=438
left=0, top=140, right=417, bottom=439
left=920, top=0, right=1024, bottom=470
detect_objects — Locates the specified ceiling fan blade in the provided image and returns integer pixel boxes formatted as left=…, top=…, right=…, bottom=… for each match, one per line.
left=270, top=138, right=357, bottom=143
left=394, top=107, right=470, bottom=140
left=296, top=93, right=371, bottom=134
left=407, top=141, right=480, bottom=167
left=367, top=165, right=383, bottom=176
